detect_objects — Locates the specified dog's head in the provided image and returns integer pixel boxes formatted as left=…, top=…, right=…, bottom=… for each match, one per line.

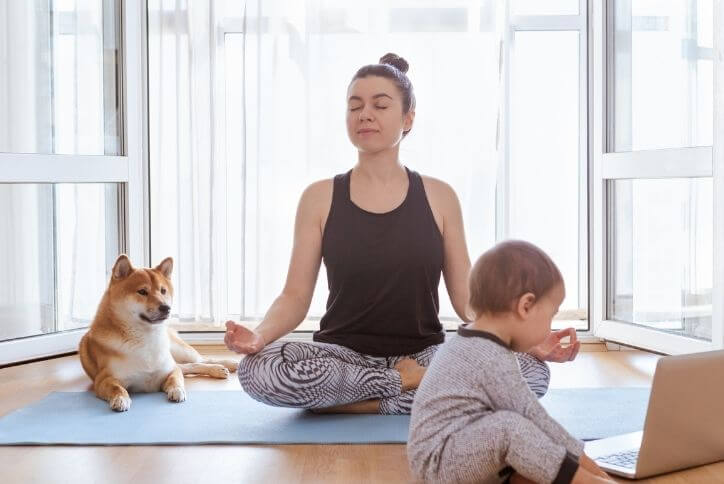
left=106, top=254, right=174, bottom=327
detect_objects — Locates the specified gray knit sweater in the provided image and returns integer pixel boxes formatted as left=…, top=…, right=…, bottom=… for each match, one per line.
left=408, top=325, right=585, bottom=484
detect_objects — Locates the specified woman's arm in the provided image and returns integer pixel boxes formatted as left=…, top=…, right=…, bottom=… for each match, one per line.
left=422, top=177, right=472, bottom=322
left=225, top=180, right=332, bottom=353
left=422, top=176, right=581, bottom=364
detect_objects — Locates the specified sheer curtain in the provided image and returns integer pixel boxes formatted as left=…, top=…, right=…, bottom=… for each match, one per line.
left=148, top=0, right=504, bottom=326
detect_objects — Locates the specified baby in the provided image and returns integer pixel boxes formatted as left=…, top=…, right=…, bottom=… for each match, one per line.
left=408, top=240, right=614, bottom=483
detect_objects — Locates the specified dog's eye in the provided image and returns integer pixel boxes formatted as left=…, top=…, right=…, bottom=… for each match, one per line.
left=160, top=287, right=166, bottom=295
left=137, top=289, right=148, bottom=296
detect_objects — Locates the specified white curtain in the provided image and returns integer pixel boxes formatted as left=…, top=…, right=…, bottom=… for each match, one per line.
left=149, top=0, right=504, bottom=325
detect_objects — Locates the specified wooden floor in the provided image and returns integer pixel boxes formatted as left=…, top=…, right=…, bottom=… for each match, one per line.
left=1, top=345, right=723, bottom=484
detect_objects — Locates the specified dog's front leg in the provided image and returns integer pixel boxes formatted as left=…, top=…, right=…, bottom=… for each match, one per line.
left=162, top=366, right=187, bottom=403
left=95, top=374, right=131, bottom=412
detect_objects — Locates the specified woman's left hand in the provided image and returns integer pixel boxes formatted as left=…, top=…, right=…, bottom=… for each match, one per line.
left=529, top=327, right=581, bottom=363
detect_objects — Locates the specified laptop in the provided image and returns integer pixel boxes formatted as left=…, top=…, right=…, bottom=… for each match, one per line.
left=585, top=349, right=724, bottom=479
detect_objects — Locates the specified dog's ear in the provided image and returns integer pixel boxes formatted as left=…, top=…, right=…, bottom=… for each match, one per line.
left=155, top=257, right=173, bottom=278
left=112, top=254, right=134, bottom=280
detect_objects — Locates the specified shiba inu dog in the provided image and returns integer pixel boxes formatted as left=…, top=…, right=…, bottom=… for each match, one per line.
left=79, top=254, right=238, bottom=412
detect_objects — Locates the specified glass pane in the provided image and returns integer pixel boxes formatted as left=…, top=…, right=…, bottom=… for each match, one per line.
left=0, top=0, right=122, bottom=155
left=0, top=183, right=120, bottom=342
left=613, top=0, right=713, bottom=151
left=608, top=178, right=712, bottom=341
left=513, top=0, right=579, bottom=16
left=511, top=31, right=586, bottom=330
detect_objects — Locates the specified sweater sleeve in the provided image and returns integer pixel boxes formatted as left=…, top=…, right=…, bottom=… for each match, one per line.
left=484, top=351, right=585, bottom=457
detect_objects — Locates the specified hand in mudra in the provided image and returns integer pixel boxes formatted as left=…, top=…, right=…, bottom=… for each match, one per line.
left=529, top=327, right=580, bottom=363
left=224, top=321, right=266, bottom=355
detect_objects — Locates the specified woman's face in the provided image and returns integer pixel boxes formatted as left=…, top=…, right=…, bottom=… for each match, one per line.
left=346, top=75, right=414, bottom=154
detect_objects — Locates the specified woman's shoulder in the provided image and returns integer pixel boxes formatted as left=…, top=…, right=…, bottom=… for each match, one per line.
left=419, top=174, right=455, bottom=194
left=298, top=178, right=334, bottom=214
left=303, top=178, right=334, bottom=196
left=418, top=174, right=461, bottom=211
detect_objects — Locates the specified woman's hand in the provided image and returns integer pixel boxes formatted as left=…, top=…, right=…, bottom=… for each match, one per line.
left=529, top=327, right=581, bottom=363
left=224, top=320, right=266, bottom=355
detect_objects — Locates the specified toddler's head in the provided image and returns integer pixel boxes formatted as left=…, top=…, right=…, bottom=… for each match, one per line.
left=468, top=240, right=564, bottom=351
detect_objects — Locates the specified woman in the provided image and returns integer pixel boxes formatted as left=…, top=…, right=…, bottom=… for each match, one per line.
left=224, top=53, right=579, bottom=414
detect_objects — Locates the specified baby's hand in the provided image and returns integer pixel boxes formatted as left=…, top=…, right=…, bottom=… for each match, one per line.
left=529, top=327, right=581, bottom=363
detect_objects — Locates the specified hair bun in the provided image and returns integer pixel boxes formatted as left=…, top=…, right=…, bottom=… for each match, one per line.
left=379, top=53, right=409, bottom=74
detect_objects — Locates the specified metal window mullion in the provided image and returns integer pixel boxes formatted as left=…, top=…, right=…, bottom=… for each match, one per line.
left=497, top=1, right=512, bottom=243
left=713, top=0, right=724, bottom=350
left=0, top=153, right=129, bottom=183
left=579, top=4, right=589, bottom=329
left=510, top=15, right=585, bottom=32
left=602, top=147, right=713, bottom=180
left=121, top=0, right=147, bottom=265
left=591, top=0, right=608, bottom=337
left=240, top=2, right=249, bottom=319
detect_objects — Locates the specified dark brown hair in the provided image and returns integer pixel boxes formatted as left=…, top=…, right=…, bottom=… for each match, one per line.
left=469, top=240, right=563, bottom=317
left=350, top=53, right=416, bottom=135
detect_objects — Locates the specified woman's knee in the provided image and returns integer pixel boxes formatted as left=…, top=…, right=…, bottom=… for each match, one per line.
left=517, top=353, right=550, bottom=398
left=236, top=342, right=329, bottom=408
left=236, top=344, right=283, bottom=399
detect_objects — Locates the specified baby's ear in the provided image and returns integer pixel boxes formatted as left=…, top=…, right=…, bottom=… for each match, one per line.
left=515, top=293, right=536, bottom=317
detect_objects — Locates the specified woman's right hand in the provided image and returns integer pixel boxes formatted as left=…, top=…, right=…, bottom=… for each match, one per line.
left=224, top=320, right=266, bottom=355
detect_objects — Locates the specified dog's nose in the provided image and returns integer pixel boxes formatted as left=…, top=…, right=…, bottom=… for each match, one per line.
left=159, top=304, right=170, bottom=314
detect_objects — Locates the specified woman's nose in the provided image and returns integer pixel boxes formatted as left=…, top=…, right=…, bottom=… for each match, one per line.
left=359, top=106, right=374, bottom=121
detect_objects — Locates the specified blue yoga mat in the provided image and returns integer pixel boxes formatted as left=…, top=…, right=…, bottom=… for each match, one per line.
left=541, top=387, right=650, bottom=440
left=0, top=387, right=650, bottom=445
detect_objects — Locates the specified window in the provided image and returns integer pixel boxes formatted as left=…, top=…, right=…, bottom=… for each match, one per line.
left=0, top=1, right=144, bottom=364
left=592, top=0, right=718, bottom=354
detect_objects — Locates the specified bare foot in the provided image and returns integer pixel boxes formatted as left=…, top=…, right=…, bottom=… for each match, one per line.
left=311, top=399, right=381, bottom=414
left=394, top=358, right=426, bottom=391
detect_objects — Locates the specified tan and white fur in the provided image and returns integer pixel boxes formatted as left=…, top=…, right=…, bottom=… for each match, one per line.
left=79, top=254, right=238, bottom=412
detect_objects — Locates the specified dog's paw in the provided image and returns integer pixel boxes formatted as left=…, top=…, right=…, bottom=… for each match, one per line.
left=110, top=395, right=131, bottom=412
left=167, top=386, right=187, bottom=403
left=209, top=365, right=230, bottom=379
left=221, top=359, right=239, bottom=372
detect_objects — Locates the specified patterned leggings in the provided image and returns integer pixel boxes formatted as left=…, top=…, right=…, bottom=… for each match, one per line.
left=237, top=340, right=550, bottom=415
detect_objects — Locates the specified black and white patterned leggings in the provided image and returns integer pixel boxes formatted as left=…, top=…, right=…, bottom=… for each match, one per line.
left=237, top=340, right=550, bottom=415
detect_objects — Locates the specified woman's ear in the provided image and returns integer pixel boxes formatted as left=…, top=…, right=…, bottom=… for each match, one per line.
left=403, top=110, right=415, bottom=134
left=515, top=292, right=536, bottom=319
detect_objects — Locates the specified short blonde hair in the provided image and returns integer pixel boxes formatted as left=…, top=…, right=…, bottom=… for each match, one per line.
left=469, top=240, right=563, bottom=317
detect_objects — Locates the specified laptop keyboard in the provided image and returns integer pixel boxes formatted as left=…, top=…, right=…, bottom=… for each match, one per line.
left=597, top=449, right=639, bottom=469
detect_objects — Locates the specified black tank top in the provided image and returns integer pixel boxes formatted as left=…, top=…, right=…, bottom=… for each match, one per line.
left=313, top=167, right=445, bottom=357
